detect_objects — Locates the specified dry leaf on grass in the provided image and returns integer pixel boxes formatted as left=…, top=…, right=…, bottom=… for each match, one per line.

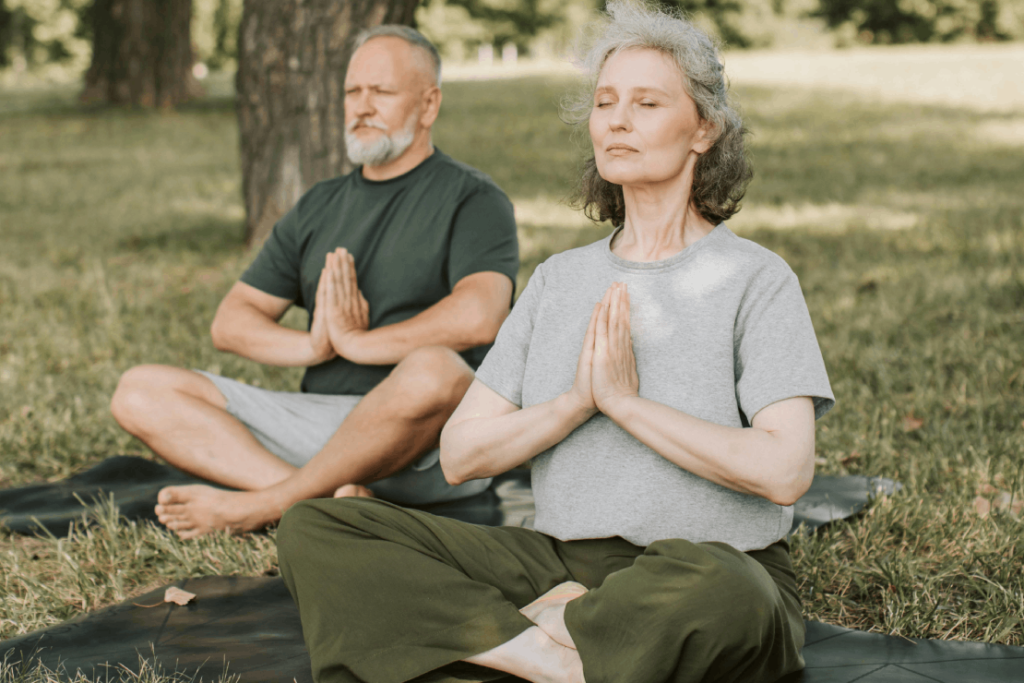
left=164, top=587, right=196, bottom=606
left=901, top=414, right=924, bottom=432
left=973, top=496, right=992, bottom=518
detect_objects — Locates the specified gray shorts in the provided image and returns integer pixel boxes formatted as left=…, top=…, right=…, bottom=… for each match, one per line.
left=196, top=371, right=491, bottom=506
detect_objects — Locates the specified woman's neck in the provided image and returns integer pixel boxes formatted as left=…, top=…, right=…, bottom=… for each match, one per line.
left=613, top=173, right=716, bottom=262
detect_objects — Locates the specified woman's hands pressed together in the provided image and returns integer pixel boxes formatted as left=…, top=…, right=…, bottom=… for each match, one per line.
left=569, top=282, right=640, bottom=421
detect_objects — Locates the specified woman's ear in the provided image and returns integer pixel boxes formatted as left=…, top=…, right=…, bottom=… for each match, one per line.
left=693, top=120, right=716, bottom=155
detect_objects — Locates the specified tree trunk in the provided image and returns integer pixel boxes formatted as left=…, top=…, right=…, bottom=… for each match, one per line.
left=81, top=0, right=201, bottom=108
left=237, top=0, right=420, bottom=246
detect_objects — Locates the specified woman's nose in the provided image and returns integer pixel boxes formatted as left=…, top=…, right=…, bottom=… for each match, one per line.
left=609, top=103, right=631, bottom=131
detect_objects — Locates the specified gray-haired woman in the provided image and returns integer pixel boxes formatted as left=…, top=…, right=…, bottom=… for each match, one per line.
left=278, top=3, right=834, bottom=682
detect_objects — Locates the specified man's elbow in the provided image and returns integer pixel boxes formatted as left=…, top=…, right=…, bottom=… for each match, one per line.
left=456, top=313, right=500, bottom=349
left=209, top=316, right=233, bottom=352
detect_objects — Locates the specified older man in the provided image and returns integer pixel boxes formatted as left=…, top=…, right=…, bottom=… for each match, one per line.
left=110, top=26, right=519, bottom=539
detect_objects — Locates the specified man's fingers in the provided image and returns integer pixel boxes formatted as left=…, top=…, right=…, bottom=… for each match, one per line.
left=316, top=267, right=327, bottom=309
left=337, top=249, right=350, bottom=303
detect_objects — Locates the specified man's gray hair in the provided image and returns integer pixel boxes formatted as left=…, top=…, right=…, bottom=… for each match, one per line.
left=564, top=1, right=752, bottom=225
left=353, top=25, right=442, bottom=87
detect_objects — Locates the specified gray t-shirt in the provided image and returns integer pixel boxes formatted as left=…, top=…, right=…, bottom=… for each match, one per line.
left=475, top=224, right=834, bottom=550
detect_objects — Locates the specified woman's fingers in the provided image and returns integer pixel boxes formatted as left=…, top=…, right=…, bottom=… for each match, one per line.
left=595, top=290, right=611, bottom=354
left=582, top=302, right=601, bottom=355
left=617, top=284, right=631, bottom=350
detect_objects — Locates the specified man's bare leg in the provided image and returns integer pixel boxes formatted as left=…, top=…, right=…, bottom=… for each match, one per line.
left=111, top=365, right=298, bottom=490
left=465, top=626, right=585, bottom=683
left=115, top=346, right=474, bottom=538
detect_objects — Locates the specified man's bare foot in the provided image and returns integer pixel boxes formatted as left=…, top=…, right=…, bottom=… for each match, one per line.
left=155, top=485, right=276, bottom=539
left=520, top=582, right=589, bottom=650
left=333, top=484, right=375, bottom=498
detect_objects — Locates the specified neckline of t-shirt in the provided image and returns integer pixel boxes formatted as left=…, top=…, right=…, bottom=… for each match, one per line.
left=602, top=222, right=730, bottom=272
left=354, top=148, right=444, bottom=188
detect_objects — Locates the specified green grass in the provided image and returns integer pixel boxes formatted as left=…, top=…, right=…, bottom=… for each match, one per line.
left=1, top=48, right=1023, bottom=679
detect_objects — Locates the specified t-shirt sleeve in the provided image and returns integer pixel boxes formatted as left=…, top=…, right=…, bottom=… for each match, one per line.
left=447, top=185, right=520, bottom=293
left=239, top=204, right=304, bottom=303
left=473, top=262, right=546, bottom=407
left=734, top=265, right=835, bottom=423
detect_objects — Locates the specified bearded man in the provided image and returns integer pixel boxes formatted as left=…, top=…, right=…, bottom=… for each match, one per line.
left=110, top=26, right=519, bottom=539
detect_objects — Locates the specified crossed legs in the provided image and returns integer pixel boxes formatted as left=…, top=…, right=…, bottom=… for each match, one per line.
left=277, top=498, right=806, bottom=683
left=110, top=346, right=474, bottom=538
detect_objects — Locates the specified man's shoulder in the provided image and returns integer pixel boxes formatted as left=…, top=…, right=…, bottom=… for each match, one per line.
left=428, top=151, right=509, bottom=200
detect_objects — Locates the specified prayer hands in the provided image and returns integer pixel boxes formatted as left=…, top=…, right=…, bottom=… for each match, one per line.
left=314, top=247, right=370, bottom=361
left=308, top=262, right=337, bottom=364
left=569, top=282, right=640, bottom=419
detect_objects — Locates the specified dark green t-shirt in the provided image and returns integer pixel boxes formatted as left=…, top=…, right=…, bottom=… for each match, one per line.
left=240, top=149, right=519, bottom=396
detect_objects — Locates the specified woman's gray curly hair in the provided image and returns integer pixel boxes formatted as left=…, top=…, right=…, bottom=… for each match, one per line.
left=564, top=1, right=752, bottom=226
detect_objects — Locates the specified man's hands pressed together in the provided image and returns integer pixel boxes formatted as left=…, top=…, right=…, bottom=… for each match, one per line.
left=325, top=248, right=371, bottom=359
left=308, top=247, right=372, bottom=365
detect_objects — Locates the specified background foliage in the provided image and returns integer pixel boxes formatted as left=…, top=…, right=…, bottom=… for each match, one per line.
left=1, top=0, right=1022, bottom=82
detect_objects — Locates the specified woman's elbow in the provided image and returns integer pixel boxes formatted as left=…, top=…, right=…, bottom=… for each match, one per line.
left=439, top=427, right=472, bottom=486
left=765, top=464, right=814, bottom=507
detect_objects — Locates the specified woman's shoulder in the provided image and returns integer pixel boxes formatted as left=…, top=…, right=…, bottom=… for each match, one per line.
left=535, top=234, right=610, bottom=274
left=715, top=225, right=798, bottom=283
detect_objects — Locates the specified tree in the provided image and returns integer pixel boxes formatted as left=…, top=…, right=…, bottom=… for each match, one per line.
left=81, top=0, right=201, bottom=107
left=237, top=0, right=421, bottom=246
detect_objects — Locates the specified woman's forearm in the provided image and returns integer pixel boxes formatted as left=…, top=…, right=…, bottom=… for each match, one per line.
left=602, top=396, right=815, bottom=506
left=440, top=393, right=595, bottom=485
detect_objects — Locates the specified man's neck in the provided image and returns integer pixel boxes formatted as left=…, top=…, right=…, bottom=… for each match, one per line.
left=361, top=138, right=435, bottom=182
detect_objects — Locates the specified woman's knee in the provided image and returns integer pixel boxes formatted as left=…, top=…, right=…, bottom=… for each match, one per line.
left=276, top=501, right=320, bottom=572
left=645, top=540, right=781, bottom=633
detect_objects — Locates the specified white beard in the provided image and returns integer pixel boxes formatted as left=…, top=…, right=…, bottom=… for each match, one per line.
left=345, top=113, right=417, bottom=167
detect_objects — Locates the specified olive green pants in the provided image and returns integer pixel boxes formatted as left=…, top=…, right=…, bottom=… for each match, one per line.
left=278, top=498, right=805, bottom=683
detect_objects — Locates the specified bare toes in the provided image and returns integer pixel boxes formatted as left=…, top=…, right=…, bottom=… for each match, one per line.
left=334, top=484, right=375, bottom=498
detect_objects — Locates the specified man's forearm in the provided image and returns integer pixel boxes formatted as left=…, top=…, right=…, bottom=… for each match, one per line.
left=338, top=283, right=507, bottom=365
left=211, top=305, right=327, bottom=367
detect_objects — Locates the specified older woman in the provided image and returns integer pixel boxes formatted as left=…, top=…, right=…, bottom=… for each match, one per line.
left=278, top=3, right=834, bottom=682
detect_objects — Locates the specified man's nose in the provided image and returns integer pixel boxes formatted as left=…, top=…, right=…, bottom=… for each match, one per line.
left=350, top=91, right=375, bottom=117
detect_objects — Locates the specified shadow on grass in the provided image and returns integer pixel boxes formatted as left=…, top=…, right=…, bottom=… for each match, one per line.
left=117, top=216, right=246, bottom=256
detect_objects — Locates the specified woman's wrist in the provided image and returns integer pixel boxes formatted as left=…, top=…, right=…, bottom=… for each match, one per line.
left=597, top=392, right=641, bottom=426
left=555, top=391, right=598, bottom=428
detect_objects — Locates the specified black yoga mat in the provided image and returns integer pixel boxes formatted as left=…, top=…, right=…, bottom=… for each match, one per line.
left=0, top=456, right=899, bottom=537
left=2, top=575, right=1022, bottom=683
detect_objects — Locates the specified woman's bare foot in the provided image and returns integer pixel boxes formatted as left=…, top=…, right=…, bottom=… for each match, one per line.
left=333, top=483, right=375, bottom=498
left=466, top=626, right=584, bottom=683
left=520, top=582, right=589, bottom=650
left=155, top=485, right=277, bottom=539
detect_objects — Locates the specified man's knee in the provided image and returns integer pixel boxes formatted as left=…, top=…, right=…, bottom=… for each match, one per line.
left=110, top=365, right=221, bottom=431
left=390, top=346, right=474, bottom=418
